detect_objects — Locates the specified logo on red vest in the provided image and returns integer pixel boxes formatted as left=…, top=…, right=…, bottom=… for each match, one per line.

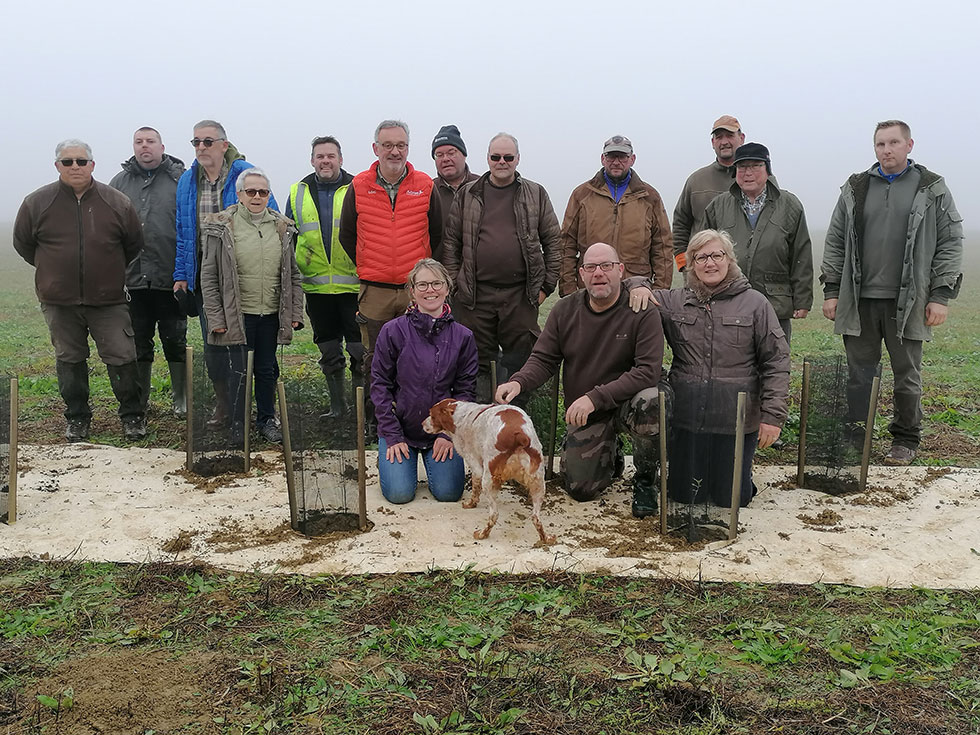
left=404, top=189, right=425, bottom=196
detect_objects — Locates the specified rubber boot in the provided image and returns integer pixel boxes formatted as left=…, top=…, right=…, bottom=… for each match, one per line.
left=320, top=372, right=347, bottom=419
left=207, top=378, right=230, bottom=429
left=137, top=361, right=153, bottom=414
left=56, top=360, right=91, bottom=441
left=168, top=361, right=187, bottom=418
left=631, top=435, right=660, bottom=519
left=107, top=361, right=146, bottom=440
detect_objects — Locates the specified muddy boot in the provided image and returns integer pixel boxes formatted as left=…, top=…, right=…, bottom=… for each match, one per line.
left=168, top=361, right=187, bottom=418
left=56, top=360, right=91, bottom=441
left=320, top=372, right=347, bottom=419
left=106, top=361, right=146, bottom=441
left=631, top=436, right=659, bottom=519
left=137, top=360, right=153, bottom=414
left=207, top=378, right=230, bottom=429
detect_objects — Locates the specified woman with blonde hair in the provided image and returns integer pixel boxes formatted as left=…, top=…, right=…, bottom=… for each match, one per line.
left=653, top=229, right=790, bottom=506
left=371, top=258, right=479, bottom=503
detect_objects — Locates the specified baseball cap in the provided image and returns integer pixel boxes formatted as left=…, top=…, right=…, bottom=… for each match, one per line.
left=602, top=135, right=633, bottom=155
left=711, top=115, right=741, bottom=134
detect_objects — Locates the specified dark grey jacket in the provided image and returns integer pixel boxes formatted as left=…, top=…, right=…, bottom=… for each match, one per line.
left=653, top=276, right=789, bottom=434
left=703, top=180, right=813, bottom=320
left=109, top=154, right=185, bottom=290
left=442, top=172, right=561, bottom=308
left=820, top=162, right=963, bottom=342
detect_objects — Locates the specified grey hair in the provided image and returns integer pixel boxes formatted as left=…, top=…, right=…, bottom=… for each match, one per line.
left=55, top=139, right=93, bottom=160
left=374, top=120, right=410, bottom=144
left=194, top=119, right=227, bottom=138
left=407, top=258, right=452, bottom=293
left=488, top=132, right=520, bottom=155
left=235, top=167, right=271, bottom=193
left=685, top=229, right=742, bottom=288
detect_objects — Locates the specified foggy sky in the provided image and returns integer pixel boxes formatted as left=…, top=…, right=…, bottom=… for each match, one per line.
left=3, top=0, right=977, bottom=233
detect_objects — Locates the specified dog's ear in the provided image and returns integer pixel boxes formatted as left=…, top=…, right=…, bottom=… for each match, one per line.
left=429, top=398, right=457, bottom=433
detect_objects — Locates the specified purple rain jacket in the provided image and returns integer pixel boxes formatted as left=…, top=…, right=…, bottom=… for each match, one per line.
left=371, top=304, right=478, bottom=448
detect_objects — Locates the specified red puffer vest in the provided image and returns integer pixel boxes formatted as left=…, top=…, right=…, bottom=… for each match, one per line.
left=352, top=162, right=433, bottom=284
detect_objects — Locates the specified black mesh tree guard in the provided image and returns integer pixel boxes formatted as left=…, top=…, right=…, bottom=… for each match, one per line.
left=797, top=356, right=881, bottom=495
left=0, top=376, right=16, bottom=525
left=664, top=389, right=745, bottom=545
left=280, top=366, right=364, bottom=537
left=187, top=345, right=252, bottom=475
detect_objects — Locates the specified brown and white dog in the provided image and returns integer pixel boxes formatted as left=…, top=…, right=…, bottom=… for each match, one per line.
left=423, top=398, right=556, bottom=545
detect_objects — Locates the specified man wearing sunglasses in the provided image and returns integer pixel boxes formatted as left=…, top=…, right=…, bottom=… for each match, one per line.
left=109, top=127, right=188, bottom=421
left=339, top=119, right=443, bottom=435
left=14, top=139, right=147, bottom=442
left=442, top=133, right=561, bottom=402
left=496, top=242, right=665, bottom=516
left=173, top=120, right=278, bottom=429
left=559, top=135, right=672, bottom=297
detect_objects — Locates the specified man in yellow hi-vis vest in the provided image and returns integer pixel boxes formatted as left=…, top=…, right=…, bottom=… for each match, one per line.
left=286, top=135, right=362, bottom=418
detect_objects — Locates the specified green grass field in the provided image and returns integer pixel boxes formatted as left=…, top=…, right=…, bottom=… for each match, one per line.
left=3, top=230, right=980, bottom=734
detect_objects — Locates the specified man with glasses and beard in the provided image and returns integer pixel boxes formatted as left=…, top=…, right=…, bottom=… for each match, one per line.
left=559, top=135, right=673, bottom=296
left=14, top=139, right=146, bottom=442
left=495, top=242, right=665, bottom=517
left=173, top=119, right=277, bottom=429
left=442, top=133, right=561, bottom=402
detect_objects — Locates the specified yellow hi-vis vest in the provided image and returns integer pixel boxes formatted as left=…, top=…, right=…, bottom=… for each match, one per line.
left=289, top=180, right=358, bottom=294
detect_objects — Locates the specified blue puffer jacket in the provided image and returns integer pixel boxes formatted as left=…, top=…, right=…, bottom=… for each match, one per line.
left=371, top=304, right=478, bottom=448
left=174, top=146, right=279, bottom=290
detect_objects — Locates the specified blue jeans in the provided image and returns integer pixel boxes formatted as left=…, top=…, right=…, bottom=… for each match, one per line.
left=377, top=436, right=466, bottom=504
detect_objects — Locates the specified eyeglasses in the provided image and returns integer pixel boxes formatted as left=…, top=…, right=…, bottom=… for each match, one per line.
left=489, top=154, right=516, bottom=162
left=59, top=158, right=90, bottom=167
left=413, top=280, right=447, bottom=292
left=693, top=251, right=727, bottom=265
left=190, top=137, right=225, bottom=148
left=580, top=261, right=621, bottom=273
left=735, top=161, right=766, bottom=171
left=244, top=188, right=270, bottom=198
left=378, top=142, right=408, bottom=151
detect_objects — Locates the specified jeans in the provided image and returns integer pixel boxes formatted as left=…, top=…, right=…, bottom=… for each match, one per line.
left=229, top=313, right=280, bottom=426
left=377, top=436, right=466, bottom=504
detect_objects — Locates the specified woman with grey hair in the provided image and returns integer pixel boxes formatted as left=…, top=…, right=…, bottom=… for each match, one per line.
left=652, top=229, right=790, bottom=507
left=370, top=258, right=479, bottom=503
left=200, top=168, right=303, bottom=442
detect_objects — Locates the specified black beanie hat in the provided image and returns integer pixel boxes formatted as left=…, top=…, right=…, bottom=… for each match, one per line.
left=731, top=142, right=772, bottom=176
left=431, top=125, right=467, bottom=158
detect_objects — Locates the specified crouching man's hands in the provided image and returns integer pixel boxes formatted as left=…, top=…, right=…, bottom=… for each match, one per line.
left=495, top=381, right=522, bottom=404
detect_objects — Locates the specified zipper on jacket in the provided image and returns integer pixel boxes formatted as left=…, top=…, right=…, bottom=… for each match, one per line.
left=76, top=197, right=85, bottom=304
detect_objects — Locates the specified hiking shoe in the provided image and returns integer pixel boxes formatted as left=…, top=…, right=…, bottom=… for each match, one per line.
left=66, top=419, right=90, bottom=443
left=631, top=491, right=658, bottom=519
left=884, top=445, right=916, bottom=466
left=122, top=416, right=147, bottom=441
left=258, top=420, right=283, bottom=443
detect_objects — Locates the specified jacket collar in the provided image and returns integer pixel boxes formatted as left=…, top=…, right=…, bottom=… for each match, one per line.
left=407, top=302, right=454, bottom=336
left=587, top=168, right=648, bottom=197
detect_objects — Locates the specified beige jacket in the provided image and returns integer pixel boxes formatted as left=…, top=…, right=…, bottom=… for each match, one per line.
left=200, top=205, right=304, bottom=346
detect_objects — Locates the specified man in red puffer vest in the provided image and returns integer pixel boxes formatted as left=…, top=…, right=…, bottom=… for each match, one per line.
left=339, top=120, right=443, bottom=433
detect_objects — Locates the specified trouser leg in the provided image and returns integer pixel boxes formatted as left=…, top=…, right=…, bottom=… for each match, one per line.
left=778, top=317, right=792, bottom=348
left=843, top=299, right=885, bottom=426
left=244, top=314, right=280, bottom=426
left=560, top=415, right=617, bottom=501
left=358, top=285, right=411, bottom=433
left=137, top=360, right=153, bottom=413
left=105, top=362, right=143, bottom=420
left=882, top=328, right=923, bottom=449
left=195, top=288, right=230, bottom=385
left=128, top=290, right=157, bottom=364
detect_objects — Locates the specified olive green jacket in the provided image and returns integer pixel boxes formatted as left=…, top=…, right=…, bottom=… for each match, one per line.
left=820, top=163, right=963, bottom=342
left=703, top=181, right=813, bottom=320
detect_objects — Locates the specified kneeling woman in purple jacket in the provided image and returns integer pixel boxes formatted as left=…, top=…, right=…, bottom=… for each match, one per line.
left=371, top=258, right=479, bottom=503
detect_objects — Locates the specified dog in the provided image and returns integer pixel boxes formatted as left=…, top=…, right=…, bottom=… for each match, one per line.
left=423, top=398, right=556, bottom=545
